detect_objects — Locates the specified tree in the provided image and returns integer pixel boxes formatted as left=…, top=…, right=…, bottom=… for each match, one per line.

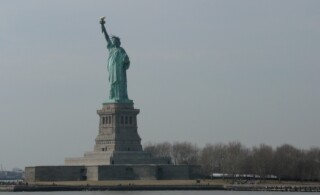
left=251, top=144, right=273, bottom=181
left=200, top=143, right=227, bottom=176
left=145, top=141, right=320, bottom=181
left=172, top=142, right=199, bottom=165
left=144, top=142, right=172, bottom=157
left=299, top=147, right=320, bottom=181
left=224, top=141, right=249, bottom=183
left=272, top=144, right=302, bottom=180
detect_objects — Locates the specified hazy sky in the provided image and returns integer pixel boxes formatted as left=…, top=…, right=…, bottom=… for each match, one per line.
left=1, top=0, right=319, bottom=170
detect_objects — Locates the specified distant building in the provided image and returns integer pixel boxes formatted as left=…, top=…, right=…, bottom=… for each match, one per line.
left=0, top=168, right=24, bottom=180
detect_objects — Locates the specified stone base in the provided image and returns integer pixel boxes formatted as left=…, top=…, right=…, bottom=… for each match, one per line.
left=65, top=151, right=171, bottom=166
left=25, top=164, right=202, bottom=182
left=103, top=99, right=133, bottom=104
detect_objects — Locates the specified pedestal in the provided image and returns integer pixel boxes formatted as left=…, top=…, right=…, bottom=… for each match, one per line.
left=65, top=103, right=170, bottom=166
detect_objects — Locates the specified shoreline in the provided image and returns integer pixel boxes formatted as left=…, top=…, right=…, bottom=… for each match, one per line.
left=10, top=184, right=320, bottom=192
left=1, top=180, right=320, bottom=192
left=13, top=185, right=225, bottom=192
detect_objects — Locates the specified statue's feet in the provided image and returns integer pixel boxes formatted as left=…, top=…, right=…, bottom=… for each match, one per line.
left=104, top=98, right=133, bottom=104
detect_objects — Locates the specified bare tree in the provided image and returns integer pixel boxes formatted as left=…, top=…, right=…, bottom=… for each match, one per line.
left=225, top=141, right=249, bottom=183
left=252, top=144, right=273, bottom=181
left=144, top=142, right=172, bottom=157
left=299, top=147, right=320, bottom=181
left=200, top=143, right=227, bottom=176
left=145, top=141, right=320, bottom=181
left=172, top=142, right=199, bottom=165
left=272, top=144, right=302, bottom=181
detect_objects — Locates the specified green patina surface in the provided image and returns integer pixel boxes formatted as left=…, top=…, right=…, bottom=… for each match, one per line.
left=100, top=17, right=133, bottom=104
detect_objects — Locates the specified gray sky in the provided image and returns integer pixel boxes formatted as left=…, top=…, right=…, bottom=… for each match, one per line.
left=0, top=0, right=319, bottom=170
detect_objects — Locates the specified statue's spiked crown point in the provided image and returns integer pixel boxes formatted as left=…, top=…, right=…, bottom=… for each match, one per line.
left=111, top=35, right=120, bottom=41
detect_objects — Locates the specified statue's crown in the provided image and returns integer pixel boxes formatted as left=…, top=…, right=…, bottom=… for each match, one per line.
left=111, top=35, right=120, bottom=42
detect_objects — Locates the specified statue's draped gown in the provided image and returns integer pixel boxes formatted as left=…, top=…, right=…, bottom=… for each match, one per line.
left=107, top=42, right=130, bottom=101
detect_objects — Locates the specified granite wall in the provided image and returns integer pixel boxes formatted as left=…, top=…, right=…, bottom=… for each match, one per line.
left=25, top=165, right=201, bottom=182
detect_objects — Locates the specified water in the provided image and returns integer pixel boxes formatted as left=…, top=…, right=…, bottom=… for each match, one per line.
left=0, top=192, right=315, bottom=195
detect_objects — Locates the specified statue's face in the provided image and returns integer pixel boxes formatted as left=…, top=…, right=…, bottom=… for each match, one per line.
left=112, top=37, right=121, bottom=47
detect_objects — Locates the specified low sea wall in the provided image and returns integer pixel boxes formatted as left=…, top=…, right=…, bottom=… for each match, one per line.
left=0, top=185, right=14, bottom=192
left=5, top=183, right=320, bottom=192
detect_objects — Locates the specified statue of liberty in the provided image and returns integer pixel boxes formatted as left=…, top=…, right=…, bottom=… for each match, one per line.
left=100, top=17, right=132, bottom=103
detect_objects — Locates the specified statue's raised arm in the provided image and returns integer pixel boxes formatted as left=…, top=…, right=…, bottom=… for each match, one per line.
left=100, top=17, right=111, bottom=44
left=99, top=17, right=132, bottom=104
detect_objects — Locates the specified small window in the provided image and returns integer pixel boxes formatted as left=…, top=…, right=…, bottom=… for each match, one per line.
left=102, top=117, right=105, bottom=124
left=125, top=116, right=128, bottom=124
left=109, top=116, right=112, bottom=124
left=121, top=116, right=124, bottom=124
left=106, top=116, right=109, bottom=124
left=129, top=116, right=132, bottom=124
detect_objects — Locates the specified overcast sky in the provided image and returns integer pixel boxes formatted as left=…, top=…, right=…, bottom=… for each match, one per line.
left=1, top=0, right=319, bottom=170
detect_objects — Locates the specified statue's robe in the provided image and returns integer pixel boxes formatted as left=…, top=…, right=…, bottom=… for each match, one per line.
left=107, top=42, right=130, bottom=101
